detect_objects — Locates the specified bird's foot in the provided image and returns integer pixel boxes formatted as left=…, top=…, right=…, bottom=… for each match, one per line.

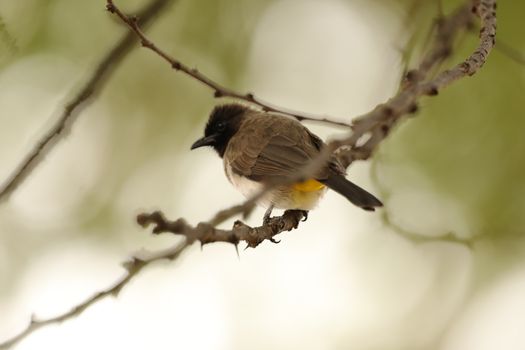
left=281, top=210, right=309, bottom=229
left=300, top=210, right=309, bottom=222
left=263, top=205, right=274, bottom=225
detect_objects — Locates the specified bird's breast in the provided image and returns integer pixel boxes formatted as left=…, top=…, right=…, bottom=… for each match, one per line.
left=224, top=159, right=263, bottom=198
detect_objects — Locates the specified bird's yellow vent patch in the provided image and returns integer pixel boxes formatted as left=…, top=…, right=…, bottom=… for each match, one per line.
left=292, top=179, right=325, bottom=192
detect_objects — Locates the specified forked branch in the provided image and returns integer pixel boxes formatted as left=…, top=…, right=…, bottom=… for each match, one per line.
left=105, top=0, right=351, bottom=128
left=0, top=0, right=496, bottom=348
left=0, top=0, right=177, bottom=203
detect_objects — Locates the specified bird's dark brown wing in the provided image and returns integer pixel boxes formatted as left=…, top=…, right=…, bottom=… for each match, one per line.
left=225, top=113, right=382, bottom=210
left=226, top=115, right=323, bottom=182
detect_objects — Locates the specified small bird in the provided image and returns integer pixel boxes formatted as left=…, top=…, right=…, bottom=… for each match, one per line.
left=191, top=103, right=382, bottom=220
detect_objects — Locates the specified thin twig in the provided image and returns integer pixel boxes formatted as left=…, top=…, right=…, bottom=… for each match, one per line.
left=105, top=0, right=351, bottom=128
left=336, top=0, right=496, bottom=168
left=0, top=0, right=497, bottom=348
left=0, top=14, right=18, bottom=56
left=379, top=209, right=478, bottom=247
left=117, top=0, right=495, bottom=240
left=0, top=206, right=303, bottom=349
left=127, top=0, right=496, bottom=243
left=0, top=241, right=189, bottom=350
left=0, top=0, right=177, bottom=203
left=492, top=38, right=525, bottom=66
left=369, top=156, right=478, bottom=247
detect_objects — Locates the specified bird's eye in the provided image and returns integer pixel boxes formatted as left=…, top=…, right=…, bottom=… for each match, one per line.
left=216, top=122, right=226, bottom=131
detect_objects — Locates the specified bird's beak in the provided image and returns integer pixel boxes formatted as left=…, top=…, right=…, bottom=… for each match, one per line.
left=190, top=134, right=217, bottom=150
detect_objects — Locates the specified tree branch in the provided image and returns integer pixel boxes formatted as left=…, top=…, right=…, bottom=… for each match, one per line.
left=129, top=0, right=495, bottom=254
left=493, top=38, right=525, bottom=66
left=0, top=14, right=18, bottom=56
left=137, top=209, right=306, bottom=248
left=105, top=0, right=351, bottom=128
left=0, top=208, right=305, bottom=349
left=379, top=209, right=478, bottom=247
left=0, top=0, right=497, bottom=348
left=114, top=0, right=495, bottom=256
left=0, top=241, right=189, bottom=350
left=0, top=0, right=177, bottom=203
left=336, top=0, right=496, bottom=168
left=123, top=0, right=495, bottom=264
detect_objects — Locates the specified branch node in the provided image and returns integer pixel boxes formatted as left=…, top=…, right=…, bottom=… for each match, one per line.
left=382, top=106, right=394, bottom=117
left=136, top=212, right=155, bottom=228
left=106, top=3, right=116, bottom=12
left=405, top=69, right=420, bottom=83
left=0, top=0, right=498, bottom=346
left=122, top=256, right=147, bottom=276
left=380, top=124, right=390, bottom=136
left=30, top=314, right=37, bottom=325
left=426, top=85, right=439, bottom=96
left=408, top=103, right=419, bottom=114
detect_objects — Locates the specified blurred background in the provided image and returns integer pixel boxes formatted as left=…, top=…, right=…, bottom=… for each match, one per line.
left=0, top=0, right=524, bottom=349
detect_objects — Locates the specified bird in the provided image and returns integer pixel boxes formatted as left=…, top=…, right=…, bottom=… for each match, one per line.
left=191, top=103, right=382, bottom=221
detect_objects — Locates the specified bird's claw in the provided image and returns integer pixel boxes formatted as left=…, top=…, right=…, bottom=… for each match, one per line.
left=263, top=205, right=274, bottom=225
left=300, top=211, right=309, bottom=222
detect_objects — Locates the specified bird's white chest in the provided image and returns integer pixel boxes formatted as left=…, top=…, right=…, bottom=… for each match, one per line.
left=224, top=159, right=263, bottom=198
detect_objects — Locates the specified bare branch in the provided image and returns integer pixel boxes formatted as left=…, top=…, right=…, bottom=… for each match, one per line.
left=109, top=0, right=495, bottom=242
left=0, top=14, right=18, bottom=56
left=493, top=38, right=525, bottom=66
left=379, top=209, right=478, bottom=247
left=0, top=0, right=177, bottom=203
left=368, top=157, right=479, bottom=248
left=336, top=0, right=496, bottom=168
left=130, top=0, right=496, bottom=249
left=105, top=0, right=351, bottom=128
left=0, top=0, right=497, bottom=348
left=0, top=207, right=304, bottom=349
left=0, top=241, right=188, bottom=350
left=122, top=0, right=496, bottom=253
left=137, top=210, right=306, bottom=248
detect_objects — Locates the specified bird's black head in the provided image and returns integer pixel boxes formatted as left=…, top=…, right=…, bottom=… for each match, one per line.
left=191, top=103, right=248, bottom=157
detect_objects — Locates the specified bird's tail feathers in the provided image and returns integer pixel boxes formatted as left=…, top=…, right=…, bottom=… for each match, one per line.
left=321, top=174, right=383, bottom=211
